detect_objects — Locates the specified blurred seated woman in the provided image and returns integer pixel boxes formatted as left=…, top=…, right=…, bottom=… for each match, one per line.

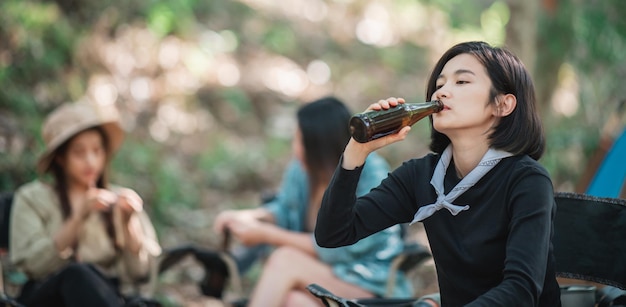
left=10, top=100, right=161, bottom=307
left=213, top=97, right=411, bottom=307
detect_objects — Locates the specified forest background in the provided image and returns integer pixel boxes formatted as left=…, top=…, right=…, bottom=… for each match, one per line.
left=1, top=0, right=625, bottom=305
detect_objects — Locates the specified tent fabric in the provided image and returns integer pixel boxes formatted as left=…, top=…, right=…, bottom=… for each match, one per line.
left=586, top=128, right=626, bottom=198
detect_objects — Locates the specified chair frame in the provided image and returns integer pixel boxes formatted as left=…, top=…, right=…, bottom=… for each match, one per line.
left=553, top=192, right=626, bottom=290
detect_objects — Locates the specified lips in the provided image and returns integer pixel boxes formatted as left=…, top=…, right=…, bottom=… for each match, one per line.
left=83, top=171, right=99, bottom=181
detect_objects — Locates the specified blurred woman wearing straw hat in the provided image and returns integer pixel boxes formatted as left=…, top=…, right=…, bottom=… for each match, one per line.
left=10, top=100, right=161, bottom=307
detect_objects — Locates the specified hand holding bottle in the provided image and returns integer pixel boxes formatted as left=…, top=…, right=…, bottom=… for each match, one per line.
left=349, top=97, right=442, bottom=143
left=343, top=97, right=414, bottom=170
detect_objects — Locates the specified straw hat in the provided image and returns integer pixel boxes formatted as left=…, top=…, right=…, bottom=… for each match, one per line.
left=37, top=100, right=125, bottom=173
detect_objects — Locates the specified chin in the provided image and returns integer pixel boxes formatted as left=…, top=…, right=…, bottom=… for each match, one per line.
left=432, top=124, right=457, bottom=138
left=432, top=122, right=447, bottom=132
left=82, top=176, right=99, bottom=185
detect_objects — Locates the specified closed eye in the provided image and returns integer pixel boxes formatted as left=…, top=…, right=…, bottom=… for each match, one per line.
left=456, top=80, right=469, bottom=85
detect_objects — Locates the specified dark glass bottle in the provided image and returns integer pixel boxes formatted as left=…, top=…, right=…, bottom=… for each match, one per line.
left=349, top=100, right=443, bottom=143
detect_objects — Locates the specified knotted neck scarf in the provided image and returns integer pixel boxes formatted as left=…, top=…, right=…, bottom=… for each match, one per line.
left=410, top=145, right=513, bottom=224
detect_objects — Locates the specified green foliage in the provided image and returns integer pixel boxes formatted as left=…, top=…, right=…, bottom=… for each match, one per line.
left=219, top=88, right=253, bottom=115
left=0, top=0, right=79, bottom=191
left=147, top=3, right=179, bottom=37
left=262, top=24, right=298, bottom=54
left=535, top=0, right=626, bottom=193
left=543, top=118, right=601, bottom=187
left=573, top=0, right=626, bottom=69
left=1, top=0, right=625, bottom=265
left=1, top=0, right=624, bottom=303
left=427, top=0, right=496, bottom=29
left=380, top=44, right=429, bottom=75
left=146, top=0, right=200, bottom=37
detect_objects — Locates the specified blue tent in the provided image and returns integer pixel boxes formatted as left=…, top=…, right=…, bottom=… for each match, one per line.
left=586, top=128, right=626, bottom=198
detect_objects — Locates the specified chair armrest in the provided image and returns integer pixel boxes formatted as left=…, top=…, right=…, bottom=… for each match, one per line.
left=306, top=283, right=363, bottom=307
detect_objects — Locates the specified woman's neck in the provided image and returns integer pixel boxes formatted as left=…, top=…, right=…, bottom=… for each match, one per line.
left=450, top=139, right=490, bottom=179
left=67, top=179, right=90, bottom=195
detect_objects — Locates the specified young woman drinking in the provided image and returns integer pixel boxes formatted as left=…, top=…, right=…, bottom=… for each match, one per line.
left=315, top=42, right=561, bottom=306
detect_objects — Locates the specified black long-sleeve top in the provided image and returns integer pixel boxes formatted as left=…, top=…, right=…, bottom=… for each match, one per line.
left=315, top=153, right=561, bottom=306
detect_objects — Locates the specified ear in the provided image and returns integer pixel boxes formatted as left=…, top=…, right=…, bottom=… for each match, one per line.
left=493, top=94, right=517, bottom=117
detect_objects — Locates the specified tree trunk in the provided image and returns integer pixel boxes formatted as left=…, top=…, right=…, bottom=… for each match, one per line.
left=505, top=0, right=538, bottom=77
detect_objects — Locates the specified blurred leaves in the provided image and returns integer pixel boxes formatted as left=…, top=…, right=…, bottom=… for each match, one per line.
left=0, top=0, right=624, bottom=304
left=1, top=0, right=625, bottom=249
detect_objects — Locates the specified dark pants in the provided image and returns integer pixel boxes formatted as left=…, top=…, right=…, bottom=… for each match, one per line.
left=17, top=263, right=125, bottom=307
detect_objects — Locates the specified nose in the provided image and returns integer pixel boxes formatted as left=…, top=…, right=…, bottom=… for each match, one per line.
left=434, top=87, right=450, bottom=101
left=85, top=151, right=99, bottom=167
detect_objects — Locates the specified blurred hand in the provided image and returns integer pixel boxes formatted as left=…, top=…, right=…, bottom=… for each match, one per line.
left=226, top=218, right=271, bottom=246
left=74, top=187, right=118, bottom=220
left=366, top=96, right=405, bottom=112
left=213, top=209, right=259, bottom=235
left=116, top=188, right=143, bottom=223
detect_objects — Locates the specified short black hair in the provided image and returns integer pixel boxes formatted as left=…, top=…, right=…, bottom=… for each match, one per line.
left=426, top=41, right=545, bottom=160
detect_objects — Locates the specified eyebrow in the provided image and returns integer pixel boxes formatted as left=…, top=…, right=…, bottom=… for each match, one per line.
left=437, top=69, right=476, bottom=79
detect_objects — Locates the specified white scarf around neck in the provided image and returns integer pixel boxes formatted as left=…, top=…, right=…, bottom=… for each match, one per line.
left=410, top=145, right=513, bottom=224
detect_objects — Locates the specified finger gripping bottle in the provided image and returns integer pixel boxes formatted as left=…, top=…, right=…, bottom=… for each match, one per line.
left=349, top=100, right=443, bottom=143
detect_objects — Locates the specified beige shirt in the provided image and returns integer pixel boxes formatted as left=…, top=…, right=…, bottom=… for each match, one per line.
left=9, top=180, right=161, bottom=286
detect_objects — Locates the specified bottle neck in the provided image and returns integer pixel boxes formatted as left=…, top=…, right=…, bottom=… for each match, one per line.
left=405, top=100, right=443, bottom=114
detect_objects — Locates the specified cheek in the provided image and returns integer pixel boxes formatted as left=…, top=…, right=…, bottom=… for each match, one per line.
left=91, top=153, right=107, bottom=174
left=96, top=151, right=107, bottom=165
left=63, top=154, right=85, bottom=177
left=64, top=151, right=106, bottom=175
